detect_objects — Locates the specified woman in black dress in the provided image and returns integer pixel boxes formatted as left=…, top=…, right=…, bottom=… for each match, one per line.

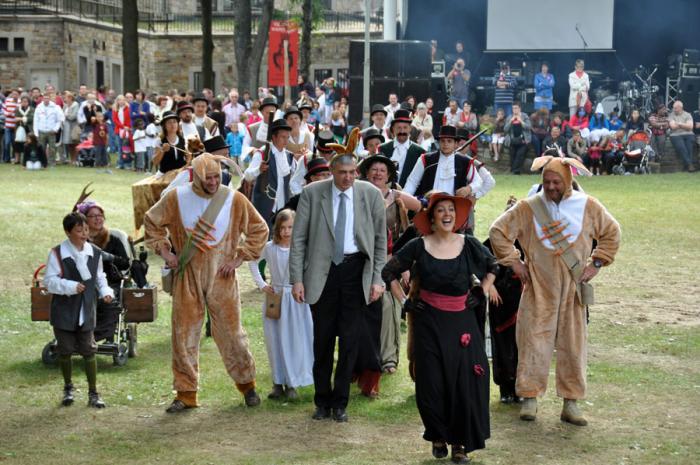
left=155, top=111, right=187, bottom=174
left=382, top=192, right=497, bottom=464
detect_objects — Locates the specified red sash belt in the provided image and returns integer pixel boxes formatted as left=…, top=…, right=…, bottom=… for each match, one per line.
left=419, top=289, right=468, bottom=312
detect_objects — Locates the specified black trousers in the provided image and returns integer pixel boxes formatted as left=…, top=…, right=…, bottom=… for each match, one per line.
left=510, top=142, right=529, bottom=174
left=310, top=254, right=366, bottom=409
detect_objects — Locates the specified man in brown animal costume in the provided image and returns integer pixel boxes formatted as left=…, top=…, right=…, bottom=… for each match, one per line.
left=145, top=153, right=269, bottom=413
left=488, top=156, right=620, bottom=426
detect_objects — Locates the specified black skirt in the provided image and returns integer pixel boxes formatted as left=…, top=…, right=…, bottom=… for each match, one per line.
left=413, top=300, right=490, bottom=452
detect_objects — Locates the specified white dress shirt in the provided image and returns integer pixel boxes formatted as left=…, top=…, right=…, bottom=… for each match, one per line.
left=44, top=240, right=114, bottom=326
left=403, top=152, right=483, bottom=196
left=391, top=139, right=411, bottom=179
left=332, top=183, right=359, bottom=254
left=473, top=165, right=496, bottom=199
left=180, top=121, right=211, bottom=141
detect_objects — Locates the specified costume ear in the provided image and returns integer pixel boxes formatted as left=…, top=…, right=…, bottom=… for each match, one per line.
left=530, top=155, right=553, bottom=172
left=344, top=127, right=361, bottom=154
left=326, top=143, right=348, bottom=154
left=210, top=154, right=244, bottom=179
left=562, top=157, right=593, bottom=176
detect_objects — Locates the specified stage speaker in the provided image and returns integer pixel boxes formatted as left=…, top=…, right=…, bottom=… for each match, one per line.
left=348, top=76, right=364, bottom=125
left=400, top=41, right=431, bottom=79
left=402, top=78, right=431, bottom=105
left=679, top=77, right=700, bottom=112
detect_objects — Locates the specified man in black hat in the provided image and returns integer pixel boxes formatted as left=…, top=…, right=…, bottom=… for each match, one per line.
left=192, top=93, right=220, bottom=137
left=244, top=118, right=295, bottom=227
left=356, top=104, right=392, bottom=156
left=242, top=96, right=279, bottom=157
left=290, top=130, right=336, bottom=195
left=403, top=125, right=483, bottom=198
left=160, top=135, right=237, bottom=197
left=378, top=108, right=426, bottom=188
left=177, top=100, right=211, bottom=141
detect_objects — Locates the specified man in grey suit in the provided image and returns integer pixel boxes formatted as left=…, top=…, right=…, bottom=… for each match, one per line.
left=290, top=153, right=387, bottom=422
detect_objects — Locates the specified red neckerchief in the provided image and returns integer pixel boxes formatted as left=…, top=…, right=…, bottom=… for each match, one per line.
left=575, top=70, right=584, bottom=78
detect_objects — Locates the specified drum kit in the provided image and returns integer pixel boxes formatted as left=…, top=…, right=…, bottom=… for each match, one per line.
left=588, top=65, right=661, bottom=117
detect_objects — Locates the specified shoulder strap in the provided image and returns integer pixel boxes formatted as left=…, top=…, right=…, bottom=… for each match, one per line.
left=200, top=187, right=230, bottom=231
left=526, top=195, right=584, bottom=282
left=178, top=188, right=231, bottom=270
left=53, top=246, right=64, bottom=277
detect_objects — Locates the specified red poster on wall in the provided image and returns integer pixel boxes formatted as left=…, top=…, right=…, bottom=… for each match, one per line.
left=268, top=20, right=299, bottom=87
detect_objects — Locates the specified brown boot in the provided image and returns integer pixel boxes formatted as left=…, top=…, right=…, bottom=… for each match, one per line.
left=519, top=397, right=537, bottom=421
left=561, top=399, right=587, bottom=426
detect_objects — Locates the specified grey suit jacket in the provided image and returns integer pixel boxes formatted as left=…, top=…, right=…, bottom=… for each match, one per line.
left=289, top=178, right=387, bottom=305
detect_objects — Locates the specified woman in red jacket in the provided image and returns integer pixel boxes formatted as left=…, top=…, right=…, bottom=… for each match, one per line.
left=568, top=107, right=590, bottom=139
left=112, top=95, right=133, bottom=168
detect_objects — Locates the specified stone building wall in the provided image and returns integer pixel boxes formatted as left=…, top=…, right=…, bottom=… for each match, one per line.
left=0, top=14, right=379, bottom=93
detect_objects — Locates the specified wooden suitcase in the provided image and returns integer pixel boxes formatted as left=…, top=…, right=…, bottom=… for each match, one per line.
left=31, top=286, right=52, bottom=321
left=122, top=287, right=158, bottom=323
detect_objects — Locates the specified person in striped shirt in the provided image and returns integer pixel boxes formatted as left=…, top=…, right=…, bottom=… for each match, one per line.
left=2, top=89, right=19, bottom=163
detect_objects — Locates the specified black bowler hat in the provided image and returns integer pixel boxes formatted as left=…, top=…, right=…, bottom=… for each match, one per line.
left=176, top=100, right=194, bottom=115
left=284, top=105, right=303, bottom=119
left=203, top=135, right=230, bottom=153
left=304, top=157, right=330, bottom=181
left=362, top=127, right=385, bottom=145
left=299, top=101, right=313, bottom=112
left=192, top=93, right=208, bottom=104
left=456, top=127, right=470, bottom=141
left=438, top=125, right=458, bottom=140
left=316, top=130, right=335, bottom=153
left=160, top=111, right=179, bottom=126
left=269, top=118, right=292, bottom=135
left=359, top=154, right=397, bottom=182
left=390, top=109, right=412, bottom=127
left=370, top=104, right=388, bottom=117
left=260, top=96, right=279, bottom=110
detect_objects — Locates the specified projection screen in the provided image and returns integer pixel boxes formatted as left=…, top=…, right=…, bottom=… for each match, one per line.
left=486, top=0, right=615, bottom=51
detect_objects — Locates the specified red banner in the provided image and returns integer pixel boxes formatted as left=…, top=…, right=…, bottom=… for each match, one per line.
left=268, top=20, right=299, bottom=87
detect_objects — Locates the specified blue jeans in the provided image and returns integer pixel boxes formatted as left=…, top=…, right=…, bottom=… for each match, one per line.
left=3, top=128, right=14, bottom=162
left=494, top=102, right=512, bottom=118
left=670, top=135, right=696, bottom=170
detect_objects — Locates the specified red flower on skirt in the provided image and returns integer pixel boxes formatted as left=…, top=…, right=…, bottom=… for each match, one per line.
left=460, top=333, right=471, bottom=347
left=473, top=364, right=485, bottom=376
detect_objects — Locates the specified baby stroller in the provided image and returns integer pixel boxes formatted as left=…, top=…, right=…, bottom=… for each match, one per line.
left=613, top=130, right=653, bottom=175
left=76, top=135, right=96, bottom=167
left=32, top=230, right=156, bottom=367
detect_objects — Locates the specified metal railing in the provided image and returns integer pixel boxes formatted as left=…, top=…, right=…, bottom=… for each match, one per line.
left=0, top=0, right=383, bottom=34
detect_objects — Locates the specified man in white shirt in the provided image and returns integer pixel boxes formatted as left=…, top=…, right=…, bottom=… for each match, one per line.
left=403, top=125, right=482, bottom=199
left=244, top=119, right=295, bottom=227
left=377, top=109, right=425, bottom=187
left=177, top=101, right=211, bottom=142
left=192, top=93, right=220, bottom=137
left=384, top=93, right=401, bottom=124
left=33, top=93, right=64, bottom=166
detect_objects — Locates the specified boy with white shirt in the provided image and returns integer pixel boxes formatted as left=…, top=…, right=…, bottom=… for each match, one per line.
left=44, top=212, right=114, bottom=408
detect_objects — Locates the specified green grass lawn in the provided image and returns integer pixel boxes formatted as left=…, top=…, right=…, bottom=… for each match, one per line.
left=0, top=164, right=698, bottom=465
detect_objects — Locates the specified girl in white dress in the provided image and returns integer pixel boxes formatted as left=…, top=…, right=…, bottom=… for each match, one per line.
left=248, top=209, right=314, bottom=400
